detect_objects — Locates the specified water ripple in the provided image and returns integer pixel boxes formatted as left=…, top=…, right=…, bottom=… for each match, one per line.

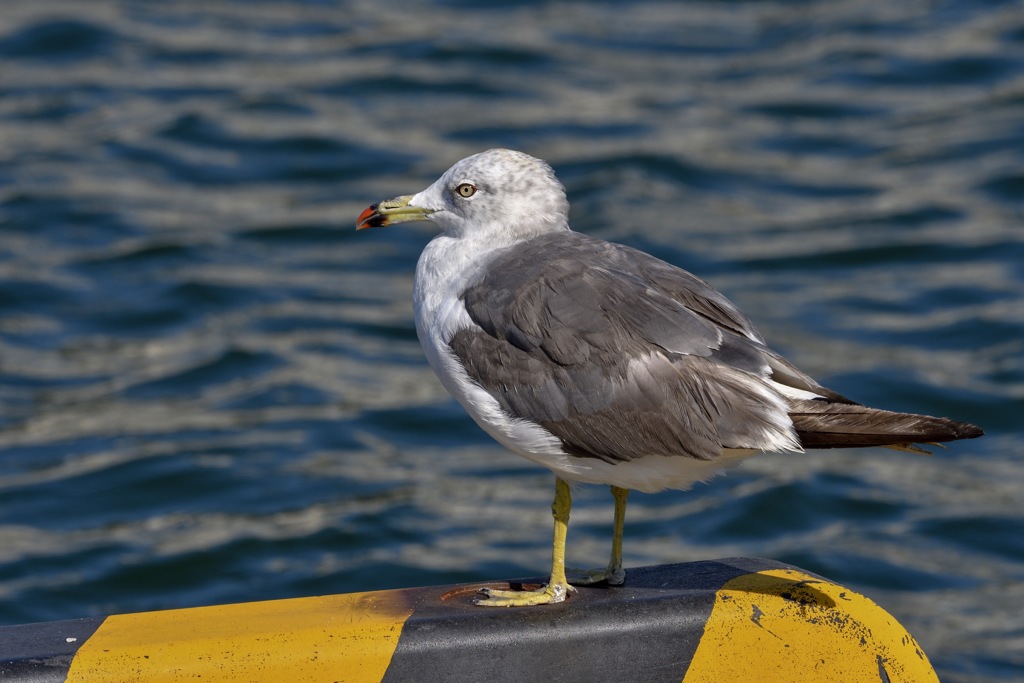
left=0, top=2, right=1021, bottom=680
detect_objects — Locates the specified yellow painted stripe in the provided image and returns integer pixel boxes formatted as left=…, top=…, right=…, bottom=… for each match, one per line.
left=683, top=568, right=938, bottom=683
left=65, top=589, right=417, bottom=682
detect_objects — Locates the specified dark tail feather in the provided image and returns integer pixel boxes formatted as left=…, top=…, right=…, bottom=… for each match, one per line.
left=789, top=399, right=984, bottom=450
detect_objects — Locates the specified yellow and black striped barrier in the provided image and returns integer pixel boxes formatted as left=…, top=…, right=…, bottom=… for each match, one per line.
left=0, top=558, right=937, bottom=682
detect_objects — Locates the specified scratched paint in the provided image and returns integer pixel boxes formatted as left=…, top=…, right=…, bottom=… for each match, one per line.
left=682, top=569, right=938, bottom=683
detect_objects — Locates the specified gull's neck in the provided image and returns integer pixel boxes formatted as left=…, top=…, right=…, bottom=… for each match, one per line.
left=414, top=232, right=504, bottom=337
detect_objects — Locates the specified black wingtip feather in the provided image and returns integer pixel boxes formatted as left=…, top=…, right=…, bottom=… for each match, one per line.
left=790, top=399, right=984, bottom=450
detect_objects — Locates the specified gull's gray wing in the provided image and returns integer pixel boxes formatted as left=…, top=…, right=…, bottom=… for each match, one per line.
left=447, top=231, right=802, bottom=463
left=448, top=231, right=981, bottom=462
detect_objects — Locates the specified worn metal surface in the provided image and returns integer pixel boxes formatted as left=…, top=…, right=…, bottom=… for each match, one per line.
left=0, top=559, right=936, bottom=682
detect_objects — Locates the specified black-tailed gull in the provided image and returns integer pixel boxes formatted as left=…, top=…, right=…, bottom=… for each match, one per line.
left=357, top=148, right=983, bottom=607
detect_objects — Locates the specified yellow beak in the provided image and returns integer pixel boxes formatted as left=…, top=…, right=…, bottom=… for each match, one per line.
left=356, top=195, right=435, bottom=230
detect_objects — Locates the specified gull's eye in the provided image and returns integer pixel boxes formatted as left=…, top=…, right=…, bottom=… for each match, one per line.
left=455, top=183, right=477, bottom=198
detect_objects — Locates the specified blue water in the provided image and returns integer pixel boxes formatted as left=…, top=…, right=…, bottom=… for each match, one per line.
left=1, top=1, right=1022, bottom=680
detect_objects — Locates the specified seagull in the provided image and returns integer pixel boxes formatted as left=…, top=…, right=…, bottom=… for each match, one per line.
left=356, top=148, right=983, bottom=607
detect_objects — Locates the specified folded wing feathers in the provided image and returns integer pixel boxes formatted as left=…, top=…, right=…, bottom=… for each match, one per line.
left=789, top=398, right=983, bottom=450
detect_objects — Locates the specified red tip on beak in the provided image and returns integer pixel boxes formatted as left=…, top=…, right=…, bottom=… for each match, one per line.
left=356, top=195, right=427, bottom=230
left=356, top=204, right=381, bottom=230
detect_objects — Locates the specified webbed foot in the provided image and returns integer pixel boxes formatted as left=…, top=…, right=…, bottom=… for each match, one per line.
left=569, top=566, right=626, bottom=586
left=473, top=582, right=575, bottom=607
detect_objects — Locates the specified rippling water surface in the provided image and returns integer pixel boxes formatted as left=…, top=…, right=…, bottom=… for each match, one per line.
left=1, top=1, right=1022, bottom=680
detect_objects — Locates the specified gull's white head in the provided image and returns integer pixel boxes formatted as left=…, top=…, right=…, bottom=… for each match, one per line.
left=357, top=149, right=569, bottom=240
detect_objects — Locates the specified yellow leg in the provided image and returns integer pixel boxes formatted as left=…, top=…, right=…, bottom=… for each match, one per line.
left=475, top=478, right=574, bottom=607
left=571, top=485, right=629, bottom=586
left=608, top=485, right=629, bottom=583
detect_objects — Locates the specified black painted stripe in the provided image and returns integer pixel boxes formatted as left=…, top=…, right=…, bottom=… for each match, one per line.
left=381, top=559, right=766, bottom=683
left=0, top=616, right=105, bottom=682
